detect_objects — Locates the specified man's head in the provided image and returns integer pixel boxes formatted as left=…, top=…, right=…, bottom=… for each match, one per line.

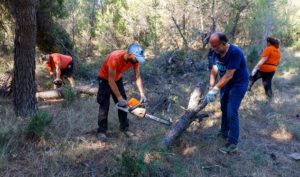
left=266, top=36, right=280, bottom=48
left=40, top=54, right=50, bottom=64
left=209, top=32, right=229, bottom=55
left=127, top=43, right=145, bottom=64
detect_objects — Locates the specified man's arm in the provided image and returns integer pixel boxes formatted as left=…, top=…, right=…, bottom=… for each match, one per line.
left=55, top=62, right=61, bottom=79
left=45, top=63, right=55, bottom=79
left=215, top=69, right=236, bottom=89
left=134, top=67, right=145, bottom=96
left=209, top=65, right=218, bottom=88
left=108, top=67, right=123, bottom=100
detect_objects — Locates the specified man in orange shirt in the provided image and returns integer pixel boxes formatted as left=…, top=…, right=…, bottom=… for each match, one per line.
left=248, top=37, right=281, bottom=98
left=40, top=53, right=75, bottom=88
left=97, top=43, right=146, bottom=138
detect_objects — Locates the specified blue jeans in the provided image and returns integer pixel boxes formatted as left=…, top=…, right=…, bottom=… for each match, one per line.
left=220, top=83, right=248, bottom=145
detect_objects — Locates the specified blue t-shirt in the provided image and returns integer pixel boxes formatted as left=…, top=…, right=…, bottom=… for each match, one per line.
left=212, top=44, right=249, bottom=86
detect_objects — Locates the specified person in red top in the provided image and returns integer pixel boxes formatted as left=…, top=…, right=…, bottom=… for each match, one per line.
left=96, top=43, right=146, bottom=139
left=40, top=53, right=75, bottom=88
left=248, top=37, right=281, bottom=98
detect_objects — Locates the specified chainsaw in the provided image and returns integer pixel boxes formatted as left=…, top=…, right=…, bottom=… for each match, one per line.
left=116, top=98, right=171, bottom=126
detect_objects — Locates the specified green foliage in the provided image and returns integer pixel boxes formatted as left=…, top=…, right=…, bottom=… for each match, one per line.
left=61, top=85, right=76, bottom=106
left=76, top=61, right=98, bottom=80
left=114, top=148, right=167, bottom=177
left=246, top=46, right=260, bottom=70
left=24, top=111, right=53, bottom=140
left=117, top=149, right=146, bottom=176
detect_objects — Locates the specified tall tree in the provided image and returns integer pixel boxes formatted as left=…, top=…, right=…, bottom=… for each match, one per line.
left=12, top=0, right=37, bottom=116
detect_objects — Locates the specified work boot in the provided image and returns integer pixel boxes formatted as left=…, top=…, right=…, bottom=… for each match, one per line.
left=96, top=130, right=108, bottom=141
left=120, top=129, right=136, bottom=139
left=218, top=143, right=238, bottom=154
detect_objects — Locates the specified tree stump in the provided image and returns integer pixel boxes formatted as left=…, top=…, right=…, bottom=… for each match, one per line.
left=160, top=82, right=208, bottom=148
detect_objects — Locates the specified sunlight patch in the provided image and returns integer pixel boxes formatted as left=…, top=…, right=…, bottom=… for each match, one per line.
left=202, top=118, right=218, bottom=128
left=182, top=146, right=198, bottom=156
left=271, top=126, right=293, bottom=141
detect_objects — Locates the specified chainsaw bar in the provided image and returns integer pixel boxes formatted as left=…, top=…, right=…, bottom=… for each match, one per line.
left=145, top=114, right=171, bottom=125
left=116, top=103, right=171, bottom=126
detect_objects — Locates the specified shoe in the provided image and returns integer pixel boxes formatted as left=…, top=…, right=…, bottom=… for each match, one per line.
left=121, top=130, right=136, bottom=138
left=218, top=143, right=238, bottom=154
left=96, top=132, right=108, bottom=141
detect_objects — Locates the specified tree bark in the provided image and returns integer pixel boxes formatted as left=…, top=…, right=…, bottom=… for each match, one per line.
left=160, top=82, right=207, bottom=148
left=36, top=85, right=98, bottom=101
left=12, top=0, right=37, bottom=117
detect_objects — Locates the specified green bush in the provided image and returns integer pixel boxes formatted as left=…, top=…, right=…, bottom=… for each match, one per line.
left=24, top=111, right=53, bottom=140
left=246, top=46, right=260, bottom=70
left=117, top=149, right=146, bottom=177
left=61, top=85, right=76, bottom=106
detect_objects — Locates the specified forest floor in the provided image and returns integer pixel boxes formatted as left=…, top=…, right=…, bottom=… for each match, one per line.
left=0, top=49, right=299, bottom=177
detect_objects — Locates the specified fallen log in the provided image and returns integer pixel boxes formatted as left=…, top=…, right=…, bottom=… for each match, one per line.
left=36, top=85, right=98, bottom=101
left=160, top=82, right=208, bottom=148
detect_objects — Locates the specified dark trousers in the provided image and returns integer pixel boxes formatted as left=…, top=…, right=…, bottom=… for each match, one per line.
left=220, top=83, right=248, bottom=145
left=96, top=78, right=128, bottom=133
left=248, top=71, right=275, bottom=98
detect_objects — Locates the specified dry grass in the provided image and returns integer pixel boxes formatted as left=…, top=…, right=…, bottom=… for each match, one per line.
left=0, top=49, right=300, bottom=177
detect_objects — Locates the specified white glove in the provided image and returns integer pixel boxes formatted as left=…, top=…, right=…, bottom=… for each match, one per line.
left=117, top=98, right=127, bottom=107
left=53, top=78, right=62, bottom=85
left=251, top=67, right=258, bottom=76
left=206, top=87, right=220, bottom=103
left=140, top=93, right=147, bottom=103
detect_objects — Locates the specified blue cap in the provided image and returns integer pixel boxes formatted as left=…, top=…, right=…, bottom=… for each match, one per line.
left=128, top=43, right=145, bottom=62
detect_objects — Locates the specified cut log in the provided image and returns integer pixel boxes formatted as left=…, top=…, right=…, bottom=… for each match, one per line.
left=160, top=82, right=208, bottom=148
left=36, top=85, right=98, bottom=101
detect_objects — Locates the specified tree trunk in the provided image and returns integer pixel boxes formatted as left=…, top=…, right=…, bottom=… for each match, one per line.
left=172, top=16, right=188, bottom=50
left=12, top=0, right=37, bottom=117
left=160, top=82, right=208, bottom=148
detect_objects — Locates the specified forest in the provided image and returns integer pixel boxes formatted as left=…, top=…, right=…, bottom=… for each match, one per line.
left=0, top=0, right=299, bottom=176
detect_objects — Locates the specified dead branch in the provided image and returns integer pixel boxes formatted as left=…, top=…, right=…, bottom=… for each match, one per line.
left=160, top=82, right=208, bottom=148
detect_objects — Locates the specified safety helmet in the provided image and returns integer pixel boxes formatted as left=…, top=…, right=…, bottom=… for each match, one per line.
left=128, top=43, right=145, bottom=62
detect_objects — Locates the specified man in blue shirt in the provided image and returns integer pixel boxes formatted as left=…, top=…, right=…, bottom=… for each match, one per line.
left=206, top=32, right=249, bottom=154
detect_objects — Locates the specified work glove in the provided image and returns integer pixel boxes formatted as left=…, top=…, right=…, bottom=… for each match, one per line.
left=251, top=67, right=258, bottom=76
left=53, top=78, right=63, bottom=85
left=206, top=87, right=220, bottom=103
left=140, top=93, right=147, bottom=103
left=117, top=98, right=128, bottom=107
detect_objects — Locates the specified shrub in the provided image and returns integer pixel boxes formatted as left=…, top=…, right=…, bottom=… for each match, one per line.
left=61, top=85, right=76, bottom=106
left=24, top=111, right=53, bottom=140
left=246, top=46, right=260, bottom=70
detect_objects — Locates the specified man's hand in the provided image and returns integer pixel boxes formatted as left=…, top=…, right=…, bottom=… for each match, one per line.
left=117, top=97, right=127, bottom=107
left=140, top=93, right=147, bottom=103
left=251, top=67, right=258, bottom=76
left=206, top=87, right=220, bottom=103
left=53, top=78, right=62, bottom=85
